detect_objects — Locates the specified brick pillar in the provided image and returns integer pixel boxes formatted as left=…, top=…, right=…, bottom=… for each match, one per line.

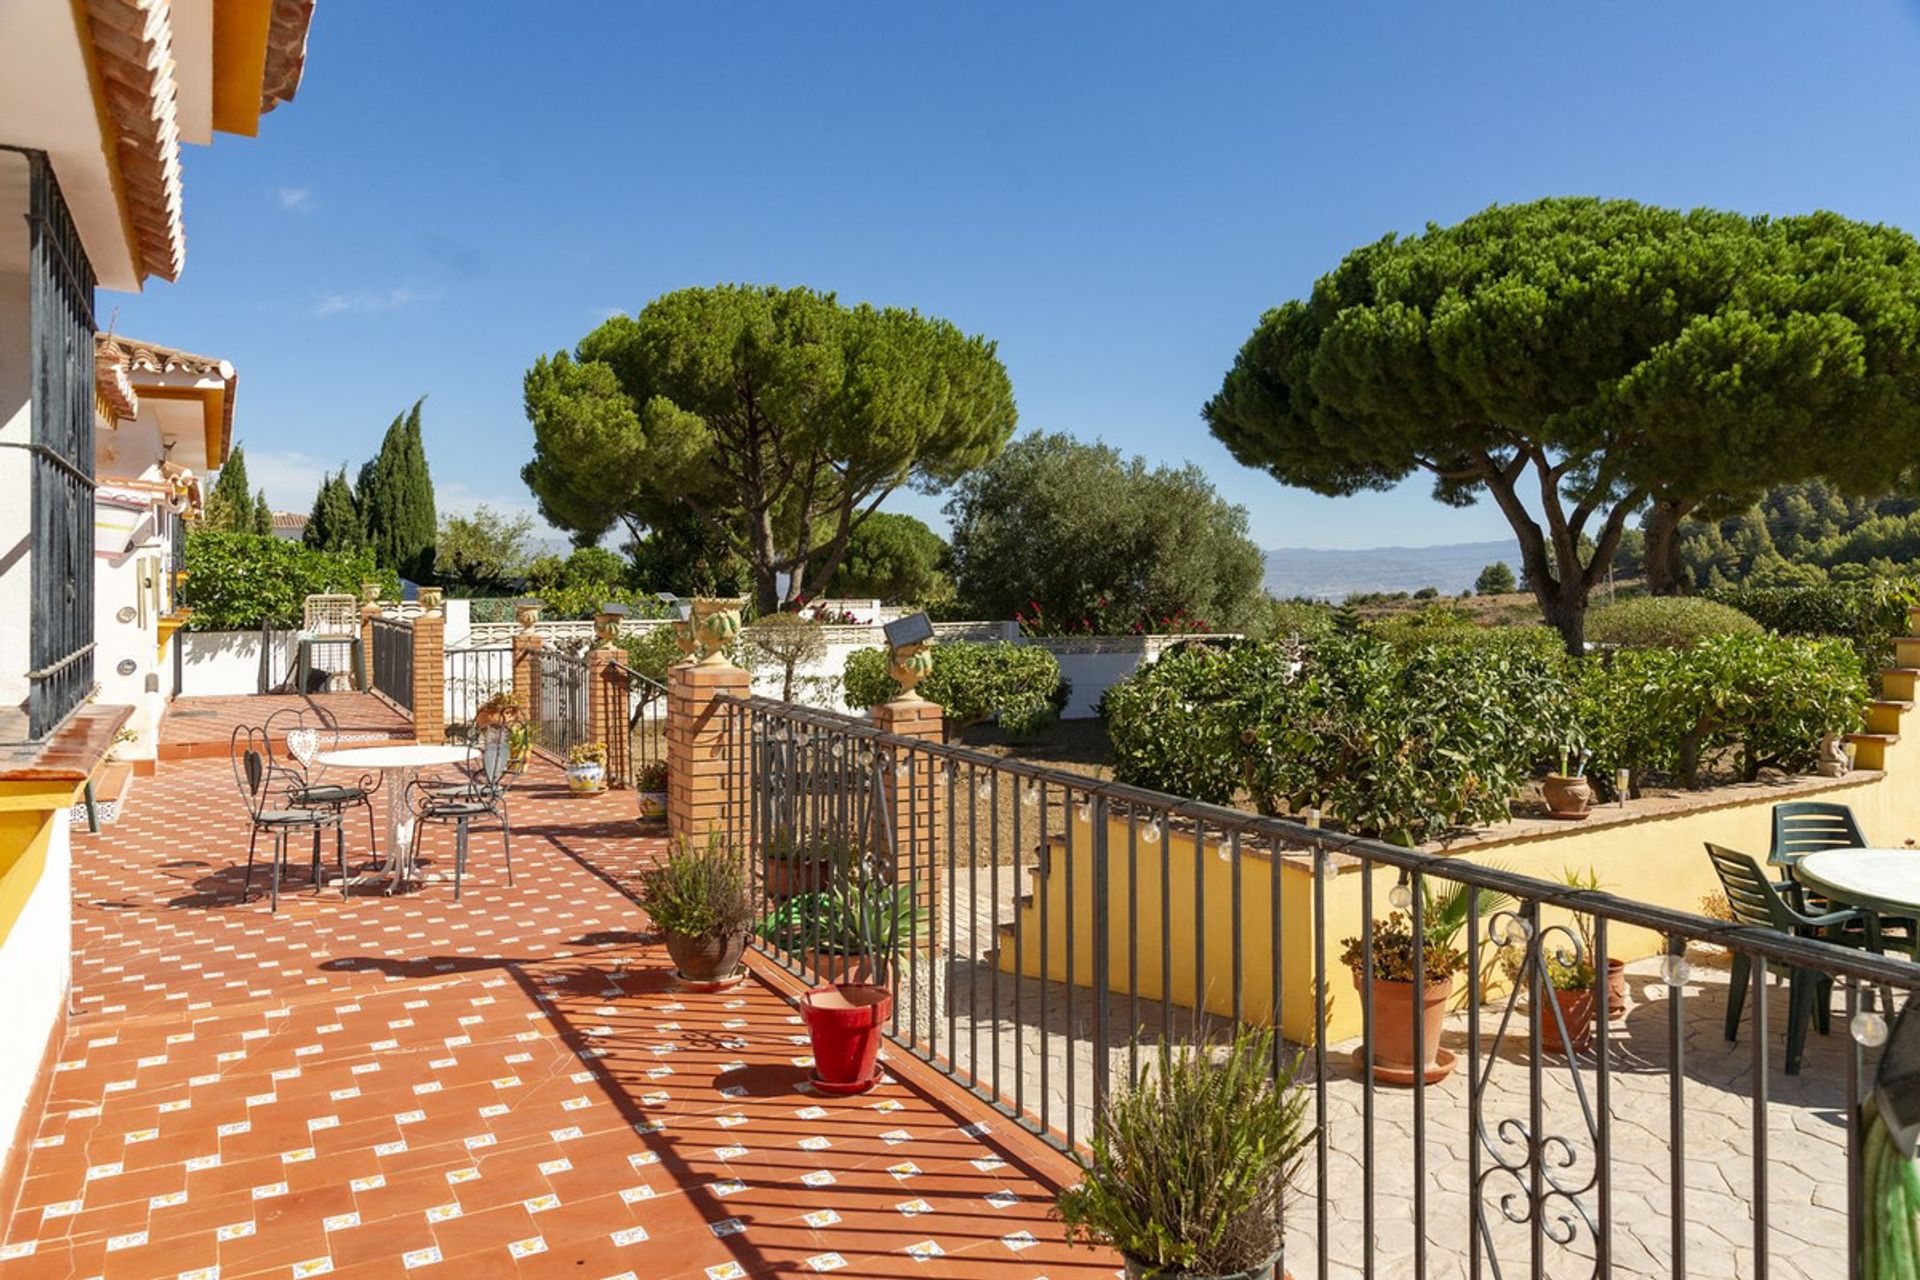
left=410, top=609, right=446, bottom=745
left=513, top=629, right=544, bottom=729
left=359, top=603, right=380, bottom=693
left=667, top=659, right=751, bottom=845
left=870, top=695, right=946, bottom=941
left=588, top=642, right=631, bottom=786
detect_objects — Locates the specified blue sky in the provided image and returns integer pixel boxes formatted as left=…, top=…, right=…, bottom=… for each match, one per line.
left=109, top=1, right=1920, bottom=551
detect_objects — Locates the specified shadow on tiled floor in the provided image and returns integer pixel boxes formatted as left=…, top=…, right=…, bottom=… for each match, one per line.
left=0, top=743, right=1118, bottom=1280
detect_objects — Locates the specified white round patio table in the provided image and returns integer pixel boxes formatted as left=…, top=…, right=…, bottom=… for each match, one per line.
left=315, top=744, right=476, bottom=894
left=1794, top=848, right=1920, bottom=921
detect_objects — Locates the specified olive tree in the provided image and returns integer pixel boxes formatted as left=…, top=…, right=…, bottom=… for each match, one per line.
left=1205, top=198, right=1920, bottom=652
left=523, top=286, right=1017, bottom=616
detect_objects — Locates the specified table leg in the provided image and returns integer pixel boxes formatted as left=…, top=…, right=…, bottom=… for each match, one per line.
left=385, top=766, right=419, bottom=894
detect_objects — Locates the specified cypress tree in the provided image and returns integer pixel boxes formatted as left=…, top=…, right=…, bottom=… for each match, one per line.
left=358, top=398, right=437, bottom=582
left=204, top=445, right=254, bottom=533
left=252, top=488, right=274, bottom=537
left=304, top=467, right=364, bottom=551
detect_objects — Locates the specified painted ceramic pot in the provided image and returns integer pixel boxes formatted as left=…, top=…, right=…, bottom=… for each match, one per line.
left=692, top=597, right=746, bottom=664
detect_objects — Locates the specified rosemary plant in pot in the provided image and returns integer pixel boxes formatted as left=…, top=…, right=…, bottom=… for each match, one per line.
left=1340, top=879, right=1506, bottom=1086
left=1057, top=1025, right=1313, bottom=1280
left=638, top=836, right=755, bottom=989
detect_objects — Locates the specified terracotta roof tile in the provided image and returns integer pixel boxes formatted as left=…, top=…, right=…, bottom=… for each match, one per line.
left=93, top=336, right=139, bottom=421
left=84, top=0, right=186, bottom=284
left=260, top=0, right=317, bottom=114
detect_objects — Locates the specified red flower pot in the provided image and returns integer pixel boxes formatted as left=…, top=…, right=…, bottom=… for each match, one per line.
left=802, top=983, right=893, bottom=1095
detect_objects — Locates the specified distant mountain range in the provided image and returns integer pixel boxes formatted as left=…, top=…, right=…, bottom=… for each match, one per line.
left=1264, top=540, right=1516, bottom=600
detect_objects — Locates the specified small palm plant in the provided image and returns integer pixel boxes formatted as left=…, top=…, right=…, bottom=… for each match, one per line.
left=1058, top=1025, right=1313, bottom=1278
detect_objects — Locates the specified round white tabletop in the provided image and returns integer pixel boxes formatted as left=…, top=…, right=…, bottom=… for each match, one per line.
left=313, top=744, right=477, bottom=893
left=315, top=744, right=476, bottom=770
left=1794, top=848, right=1920, bottom=918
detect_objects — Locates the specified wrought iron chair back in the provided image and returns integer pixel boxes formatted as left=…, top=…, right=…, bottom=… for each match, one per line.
left=477, top=724, right=512, bottom=788
left=229, top=725, right=279, bottom=821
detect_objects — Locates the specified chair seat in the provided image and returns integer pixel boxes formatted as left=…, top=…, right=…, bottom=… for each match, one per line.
left=294, top=784, right=369, bottom=804
left=257, top=808, right=340, bottom=826
left=422, top=800, right=494, bottom=820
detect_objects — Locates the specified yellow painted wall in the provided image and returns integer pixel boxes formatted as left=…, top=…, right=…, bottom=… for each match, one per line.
left=0, top=781, right=80, bottom=945
left=1001, top=731, right=1920, bottom=1045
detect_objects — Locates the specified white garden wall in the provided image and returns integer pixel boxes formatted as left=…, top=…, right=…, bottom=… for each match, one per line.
left=176, top=629, right=298, bottom=697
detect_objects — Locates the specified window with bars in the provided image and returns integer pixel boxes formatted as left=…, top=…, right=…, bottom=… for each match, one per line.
left=7, top=149, right=98, bottom=740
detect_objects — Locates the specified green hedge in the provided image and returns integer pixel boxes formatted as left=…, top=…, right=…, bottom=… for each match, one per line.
left=1105, top=628, right=1864, bottom=838
left=843, top=641, right=1065, bottom=737
left=1586, top=596, right=1762, bottom=648
left=1705, top=578, right=1920, bottom=675
left=1577, top=634, right=1866, bottom=790
left=180, top=532, right=398, bottom=630
left=1106, top=630, right=1574, bottom=844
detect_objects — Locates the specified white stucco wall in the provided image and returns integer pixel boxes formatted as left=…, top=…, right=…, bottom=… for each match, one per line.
left=177, top=630, right=297, bottom=697
left=0, top=816, right=71, bottom=1175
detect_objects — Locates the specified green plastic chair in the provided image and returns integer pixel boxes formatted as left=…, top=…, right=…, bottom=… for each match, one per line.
left=1769, top=800, right=1868, bottom=866
left=1706, top=842, right=1864, bottom=1075
left=1770, top=800, right=1915, bottom=956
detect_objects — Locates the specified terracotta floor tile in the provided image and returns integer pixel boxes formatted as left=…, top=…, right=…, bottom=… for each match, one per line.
left=0, top=741, right=1114, bottom=1280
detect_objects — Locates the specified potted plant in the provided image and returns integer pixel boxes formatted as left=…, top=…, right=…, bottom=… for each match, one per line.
left=1501, top=867, right=1624, bottom=1051
left=761, top=830, right=848, bottom=900
left=474, top=691, right=526, bottom=732
left=565, top=741, right=608, bottom=795
left=1542, top=748, right=1593, bottom=820
left=637, top=836, right=755, bottom=990
left=786, top=852, right=923, bottom=1094
left=1056, top=1025, right=1313, bottom=1280
left=634, top=760, right=668, bottom=821
left=1340, top=879, right=1506, bottom=1086
left=757, top=880, right=925, bottom=984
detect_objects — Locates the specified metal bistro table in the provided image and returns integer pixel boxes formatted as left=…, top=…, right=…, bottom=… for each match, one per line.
left=314, top=743, right=476, bottom=894
left=1793, top=848, right=1920, bottom=944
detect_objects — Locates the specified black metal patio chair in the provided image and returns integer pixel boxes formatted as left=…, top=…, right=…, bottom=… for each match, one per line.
left=230, top=725, right=345, bottom=912
left=265, top=704, right=378, bottom=870
left=1706, top=841, right=1867, bottom=1075
left=408, top=724, right=515, bottom=902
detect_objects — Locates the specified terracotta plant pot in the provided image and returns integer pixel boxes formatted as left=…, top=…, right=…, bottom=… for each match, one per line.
left=1121, top=1250, right=1287, bottom=1280
left=790, top=947, right=879, bottom=986
left=801, top=982, right=893, bottom=1095
left=1606, top=956, right=1627, bottom=1020
left=1542, top=773, right=1593, bottom=820
left=764, top=855, right=828, bottom=900
left=663, top=930, right=746, bottom=984
left=1353, top=971, right=1455, bottom=1085
left=1541, top=984, right=1597, bottom=1054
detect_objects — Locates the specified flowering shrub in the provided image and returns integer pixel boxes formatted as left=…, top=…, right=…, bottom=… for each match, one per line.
left=1016, top=600, right=1215, bottom=637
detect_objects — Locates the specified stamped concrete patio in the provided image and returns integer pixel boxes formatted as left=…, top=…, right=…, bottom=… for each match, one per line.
left=0, top=708, right=1116, bottom=1280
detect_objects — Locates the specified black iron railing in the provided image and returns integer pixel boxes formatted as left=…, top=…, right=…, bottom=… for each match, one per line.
left=8, top=149, right=96, bottom=739
left=443, top=644, right=513, bottom=737
left=533, top=647, right=590, bottom=759
left=601, top=661, right=666, bottom=787
left=713, top=693, right=1919, bottom=1280
left=370, top=617, right=413, bottom=710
